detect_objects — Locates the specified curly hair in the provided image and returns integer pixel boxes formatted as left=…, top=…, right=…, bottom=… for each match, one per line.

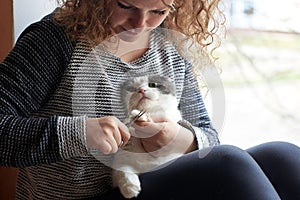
left=54, top=0, right=225, bottom=59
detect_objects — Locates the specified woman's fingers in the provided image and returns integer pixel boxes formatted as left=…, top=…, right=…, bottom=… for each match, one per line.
left=99, top=140, right=113, bottom=155
left=117, top=120, right=131, bottom=146
left=86, top=117, right=131, bottom=154
left=132, top=122, right=165, bottom=138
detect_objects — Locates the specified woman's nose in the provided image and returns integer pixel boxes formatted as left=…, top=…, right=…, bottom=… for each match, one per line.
left=130, top=11, right=147, bottom=29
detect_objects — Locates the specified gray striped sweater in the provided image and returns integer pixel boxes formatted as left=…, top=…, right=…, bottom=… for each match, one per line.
left=0, top=11, right=219, bottom=199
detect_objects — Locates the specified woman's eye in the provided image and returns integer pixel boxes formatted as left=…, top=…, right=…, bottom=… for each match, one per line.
left=117, top=2, right=132, bottom=9
left=117, top=1, right=167, bottom=16
left=152, top=10, right=167, bottom=16
left=148, top=82, right=158, bottom=88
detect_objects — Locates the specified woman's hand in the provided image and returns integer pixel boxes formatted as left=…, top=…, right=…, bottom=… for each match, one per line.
left=132, top=115, right=197, bottom=157
left=86, top=116, right=131, bottom=154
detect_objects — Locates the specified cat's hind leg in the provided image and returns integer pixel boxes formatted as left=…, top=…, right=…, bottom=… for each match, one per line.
left=112, top=170, right=141, bottom=199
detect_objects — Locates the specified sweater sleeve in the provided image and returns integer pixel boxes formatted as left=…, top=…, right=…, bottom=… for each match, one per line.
left=178, top=61, right=220, bottom=149
left=0, top=15, right=82, bottom=167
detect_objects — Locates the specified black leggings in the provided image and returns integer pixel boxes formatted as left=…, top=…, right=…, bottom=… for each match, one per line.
left=98, top=141, right=300, bottom=200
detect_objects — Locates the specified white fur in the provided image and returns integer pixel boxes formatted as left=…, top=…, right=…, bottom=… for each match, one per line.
left=112, top=76, right=183, bottom=199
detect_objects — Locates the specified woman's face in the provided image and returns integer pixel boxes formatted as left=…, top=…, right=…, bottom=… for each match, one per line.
left=108, top=0, right=174, bottom=42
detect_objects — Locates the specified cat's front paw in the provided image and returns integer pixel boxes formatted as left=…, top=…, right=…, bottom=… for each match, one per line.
left=131, top=109, right=148, bottom=122
left=120, top=182, right=141, bottom=199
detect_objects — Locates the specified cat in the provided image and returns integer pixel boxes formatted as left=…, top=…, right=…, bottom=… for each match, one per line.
left=112, top=75, right=183, bottom=199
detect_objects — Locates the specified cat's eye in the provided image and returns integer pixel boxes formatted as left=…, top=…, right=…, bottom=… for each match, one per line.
left=148, top=82, right=158, bottom=88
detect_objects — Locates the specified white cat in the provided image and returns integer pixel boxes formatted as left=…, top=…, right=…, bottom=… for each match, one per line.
left=112, top=75, right=183, bottom=199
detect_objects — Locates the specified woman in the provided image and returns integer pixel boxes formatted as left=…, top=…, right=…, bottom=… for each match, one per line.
left=0, top=0, right=299, bottom=199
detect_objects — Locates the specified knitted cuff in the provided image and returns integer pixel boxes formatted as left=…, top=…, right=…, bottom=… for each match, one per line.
left=57, top=116, right=89, bottom=159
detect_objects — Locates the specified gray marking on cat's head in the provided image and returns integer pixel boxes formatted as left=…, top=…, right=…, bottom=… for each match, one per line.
left=121, top=75, right=176, bottom=96
left=147, top=75, right=176, bottom=96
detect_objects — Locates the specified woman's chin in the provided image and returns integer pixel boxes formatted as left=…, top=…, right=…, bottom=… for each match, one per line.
left=117, top=28, right=151, bottom=43
left=118, top=32, right=142, bottom=43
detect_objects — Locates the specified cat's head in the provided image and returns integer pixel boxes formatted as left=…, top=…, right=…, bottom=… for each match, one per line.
left=121, top=75, right=176, bottom=113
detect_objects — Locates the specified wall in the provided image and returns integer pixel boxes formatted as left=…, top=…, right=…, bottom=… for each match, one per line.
left=0, top=0, right=13, bottom=61
left=0, top=0, right=16, bottom=199
left=13, top=0, right=57, bottom=41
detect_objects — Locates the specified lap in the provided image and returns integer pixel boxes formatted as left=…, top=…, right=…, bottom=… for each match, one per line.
left=98, top=144, right=287, bottom=200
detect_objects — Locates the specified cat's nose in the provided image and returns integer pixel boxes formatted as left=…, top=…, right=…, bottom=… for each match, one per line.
left=138, top=89, right=146, bottom=94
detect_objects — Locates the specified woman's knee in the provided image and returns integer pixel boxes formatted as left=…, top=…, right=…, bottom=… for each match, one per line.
left=247, top=141, right=300, bottom=160
left=202, top=145, right=257, bottom=169
left=246, top=142, right=300, bottom=199
left=212, top=145, right=251, bottom=161
left=200, top=145, right=281, bottom=199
